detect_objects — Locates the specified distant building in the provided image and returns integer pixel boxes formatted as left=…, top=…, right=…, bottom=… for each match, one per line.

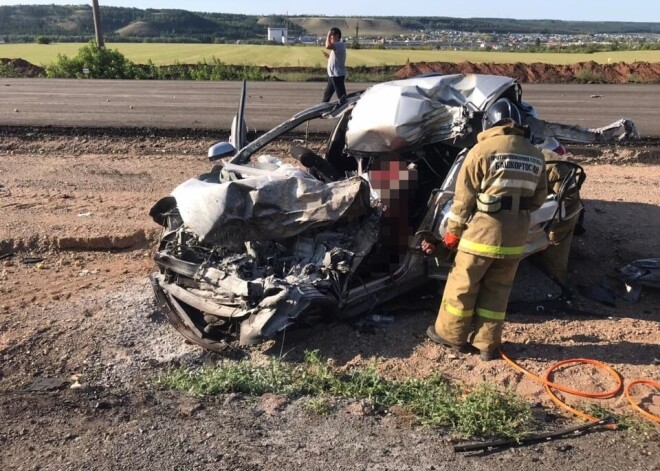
left=268, top=27, right=288, bottom=45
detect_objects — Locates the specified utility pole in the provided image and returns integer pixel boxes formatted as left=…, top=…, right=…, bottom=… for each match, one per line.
left=92, top=0, right=105, bottom=48
left=352, top=21, right=360, bottom=49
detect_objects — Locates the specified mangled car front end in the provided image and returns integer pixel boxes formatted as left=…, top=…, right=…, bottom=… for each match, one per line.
left=150, top=74, right=638, bottom=350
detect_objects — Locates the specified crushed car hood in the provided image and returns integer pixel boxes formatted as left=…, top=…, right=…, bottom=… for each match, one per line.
left=172, top=167, right=371, bottom=245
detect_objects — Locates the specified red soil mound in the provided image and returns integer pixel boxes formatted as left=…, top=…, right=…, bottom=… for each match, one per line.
left=3, top=57, right=659, bottom=83
left=393, top=61, right=660, bottom=83
left=1, top=58, right=45, bottom=77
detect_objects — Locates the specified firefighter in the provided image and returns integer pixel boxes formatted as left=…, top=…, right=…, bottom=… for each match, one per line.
left=533, top=145, right=584, bottom=291
left=422, top=98, right=548, bottom=360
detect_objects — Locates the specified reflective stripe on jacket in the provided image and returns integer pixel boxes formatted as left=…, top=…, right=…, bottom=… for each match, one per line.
left=447, top=122, right=548, bottom=259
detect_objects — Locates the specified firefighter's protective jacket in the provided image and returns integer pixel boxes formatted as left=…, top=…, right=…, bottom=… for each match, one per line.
left=446, top=121, right=548, bottom=258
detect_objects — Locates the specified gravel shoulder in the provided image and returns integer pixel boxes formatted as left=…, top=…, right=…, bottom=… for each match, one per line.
left=0, top=130, right=659, bottom=470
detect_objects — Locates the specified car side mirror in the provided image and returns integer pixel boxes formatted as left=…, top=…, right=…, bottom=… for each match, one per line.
left=208, top=142, right=236, bottom=161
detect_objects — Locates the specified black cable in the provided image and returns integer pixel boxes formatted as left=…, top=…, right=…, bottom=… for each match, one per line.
left=453, top=416, right=615, bottom=452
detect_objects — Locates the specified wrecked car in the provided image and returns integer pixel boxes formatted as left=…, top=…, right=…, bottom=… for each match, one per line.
left=149, top=74, right=638, bottom=350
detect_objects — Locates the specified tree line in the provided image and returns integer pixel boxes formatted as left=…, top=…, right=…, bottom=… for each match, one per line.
left=394, top=17, right=660, bottom=35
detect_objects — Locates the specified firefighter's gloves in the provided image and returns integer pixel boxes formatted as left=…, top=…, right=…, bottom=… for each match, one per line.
left=443, top=232, right=460, bottom=251
left=420, top=232, right=459, bottom=254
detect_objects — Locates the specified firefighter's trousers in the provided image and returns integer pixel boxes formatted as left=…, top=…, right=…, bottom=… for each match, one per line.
left=536, top=222, right=577, bottom=285
left=435, top=250, right=521, bottom=353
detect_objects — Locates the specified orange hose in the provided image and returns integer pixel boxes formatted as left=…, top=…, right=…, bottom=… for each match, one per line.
left=499, top=349, right=625, bottom=428
left=624, top=379, right=660, bottom=424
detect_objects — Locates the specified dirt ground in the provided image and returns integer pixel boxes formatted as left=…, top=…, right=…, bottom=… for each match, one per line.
left=0, top=129, right=659, bottom=470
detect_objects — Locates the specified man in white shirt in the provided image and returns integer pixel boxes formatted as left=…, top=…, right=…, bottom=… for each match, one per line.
left=321, top=27, right=347, bottom=104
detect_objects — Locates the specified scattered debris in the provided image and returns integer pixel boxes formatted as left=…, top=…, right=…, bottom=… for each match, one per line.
left=355, top=314, right=395, bottom=327
left=24, top=377, right=67, bottom=392
left=508, top=298, right=606, bottom=317
left=623, top=284, right=642, bottom=303
left=617, top=258, right=660, bottom=289
left=20, top=256, right=44, bottom=265
left=577, top=285, right=616, bottom=307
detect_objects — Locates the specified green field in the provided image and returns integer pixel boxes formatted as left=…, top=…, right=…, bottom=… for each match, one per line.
left=2, top=43, right=659, bottom=67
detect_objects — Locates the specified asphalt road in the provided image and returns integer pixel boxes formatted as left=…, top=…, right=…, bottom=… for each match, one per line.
left=1, top=79, right=659, bottom=136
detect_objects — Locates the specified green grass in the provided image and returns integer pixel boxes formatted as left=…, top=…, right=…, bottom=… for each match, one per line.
left=305, top=397, right=333, bottom=416
left=158, top=350, right=533, bottom=440
left=0, top=61, right=19, bottom=78
left=574, top=68, right=606, bottom=83
left=2, top=43, right=660, bottom=68
left=581, top=403, right=658, bottom=440
left=626, top=73, right=653, bottom=84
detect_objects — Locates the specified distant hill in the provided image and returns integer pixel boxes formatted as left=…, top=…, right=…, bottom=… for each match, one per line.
left=290, top=17, right=407, bottom=36
left=1, top=4, right=659, bottom=43
left=0, top=5, right=290, bottom=43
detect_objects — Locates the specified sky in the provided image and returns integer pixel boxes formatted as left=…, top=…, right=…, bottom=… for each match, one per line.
left=1, top=0, right=658, bottom=23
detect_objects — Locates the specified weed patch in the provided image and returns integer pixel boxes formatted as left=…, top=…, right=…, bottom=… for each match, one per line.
left=305, top=397, right=333, bottom=416
left=574, top=69, right=605, bottom=83
left=626, top=73, right=651, bottom=84
left=0, top=61, right=20, bottom=78
left=582, top=403, right=657, bottom=440
left=159, top=351, right=533, bottom=440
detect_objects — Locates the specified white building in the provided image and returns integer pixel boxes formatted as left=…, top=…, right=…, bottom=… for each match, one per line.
left=268, top=27, right=288, bottom=45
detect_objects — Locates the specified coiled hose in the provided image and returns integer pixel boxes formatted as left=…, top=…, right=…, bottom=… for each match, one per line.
left=499, top=348, right=660, bottom=425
